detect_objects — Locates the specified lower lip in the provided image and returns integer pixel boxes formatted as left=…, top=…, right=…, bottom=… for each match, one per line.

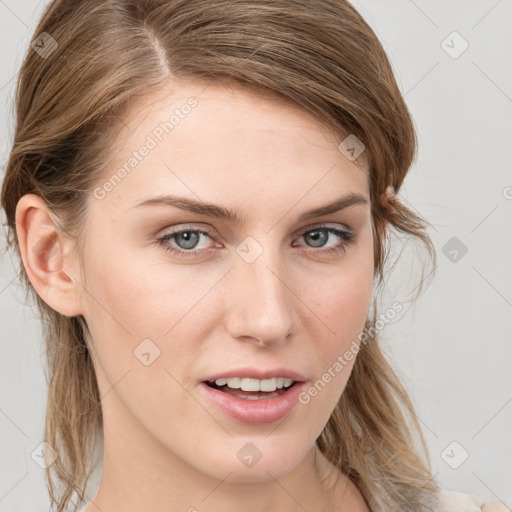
left=198, top=381, right=305, bottom=424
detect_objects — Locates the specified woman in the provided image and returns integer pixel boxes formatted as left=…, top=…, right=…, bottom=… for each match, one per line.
left=1, top=1, right=508, bottom=511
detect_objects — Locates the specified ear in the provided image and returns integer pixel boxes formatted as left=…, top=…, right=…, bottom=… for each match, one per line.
left=15, top=194, right=84, bottom=317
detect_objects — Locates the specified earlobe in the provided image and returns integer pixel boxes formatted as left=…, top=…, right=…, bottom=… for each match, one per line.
left=15, top=193, right=84, bottom=317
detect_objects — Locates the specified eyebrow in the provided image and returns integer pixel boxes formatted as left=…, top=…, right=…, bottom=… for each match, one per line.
left=134, top=192, right=368, bottom=223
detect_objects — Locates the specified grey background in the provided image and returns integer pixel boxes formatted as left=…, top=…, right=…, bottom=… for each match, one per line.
left=1, top=1, right=511, bottom=510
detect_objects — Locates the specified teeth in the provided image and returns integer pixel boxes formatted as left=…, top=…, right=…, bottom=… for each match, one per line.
left=213, top=377, right=295, bottom=392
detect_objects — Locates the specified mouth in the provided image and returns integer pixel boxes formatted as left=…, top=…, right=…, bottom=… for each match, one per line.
left=204, top=378, right=297, bottom=400
left=199, top=377, right=306, bottom=424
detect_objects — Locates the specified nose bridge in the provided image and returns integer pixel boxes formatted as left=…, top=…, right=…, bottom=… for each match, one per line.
left=225, top=238, right=295, bottom=344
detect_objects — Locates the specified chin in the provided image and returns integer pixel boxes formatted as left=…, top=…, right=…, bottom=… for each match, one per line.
left=206, top=443, right=306, bottom=483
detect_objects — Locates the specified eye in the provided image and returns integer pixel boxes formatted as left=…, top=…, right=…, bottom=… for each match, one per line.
left=157, top=227, right=216, bottom=258
left=293, top=225, right=355, bottom=255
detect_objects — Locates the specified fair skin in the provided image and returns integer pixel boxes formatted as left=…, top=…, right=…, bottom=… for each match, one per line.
left=14, top=80, right=509, bottom=512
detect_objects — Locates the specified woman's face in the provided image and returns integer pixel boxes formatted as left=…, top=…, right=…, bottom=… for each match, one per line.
left=78, top=79, right=375, bottom=482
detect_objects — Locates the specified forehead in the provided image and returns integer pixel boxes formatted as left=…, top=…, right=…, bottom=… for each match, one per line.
left=93, top=79, right=370, bottom=217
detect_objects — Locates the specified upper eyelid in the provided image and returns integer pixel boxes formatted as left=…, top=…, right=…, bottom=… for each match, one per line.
left=299, top=223, right=352, bottom=233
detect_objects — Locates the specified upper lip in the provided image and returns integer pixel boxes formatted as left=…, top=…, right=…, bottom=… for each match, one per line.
left=203, top=367, right=307, bottom=383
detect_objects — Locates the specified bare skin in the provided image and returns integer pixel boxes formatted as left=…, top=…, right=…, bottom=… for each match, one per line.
left=17, top=79, right=380, bottom=511
left=482, top=505, right=511, bottom=512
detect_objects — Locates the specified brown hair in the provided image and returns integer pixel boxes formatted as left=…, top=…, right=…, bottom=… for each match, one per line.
left=1, top=1, right=438, bottom=511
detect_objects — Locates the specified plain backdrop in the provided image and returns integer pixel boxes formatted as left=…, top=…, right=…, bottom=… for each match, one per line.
left=1, top=1, right=511, bottom=511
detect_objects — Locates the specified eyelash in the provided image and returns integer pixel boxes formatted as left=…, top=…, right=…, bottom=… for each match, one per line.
left=156, top=225, right=356, bottom=258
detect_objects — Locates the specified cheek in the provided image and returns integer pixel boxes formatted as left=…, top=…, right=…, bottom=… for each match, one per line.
left=329, top=270, right=373, bottom=340
left=79, top=238, right=218, bottom=406
left=82, top=232, right=211, bottom=339
left=80, top=248, right=206, bottom=440
left=313, top=245, right=375, bottom=345
left=303, top=240, right=374, bottom=402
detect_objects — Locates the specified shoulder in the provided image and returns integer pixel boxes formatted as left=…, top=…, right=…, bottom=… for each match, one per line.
left=436, top=489, right=511, bottom=512
left=481, top=503, right=511, bottom=512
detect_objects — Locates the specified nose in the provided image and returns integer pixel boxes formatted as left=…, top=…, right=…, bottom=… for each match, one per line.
left=224, top=244, right=295, bottom=348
